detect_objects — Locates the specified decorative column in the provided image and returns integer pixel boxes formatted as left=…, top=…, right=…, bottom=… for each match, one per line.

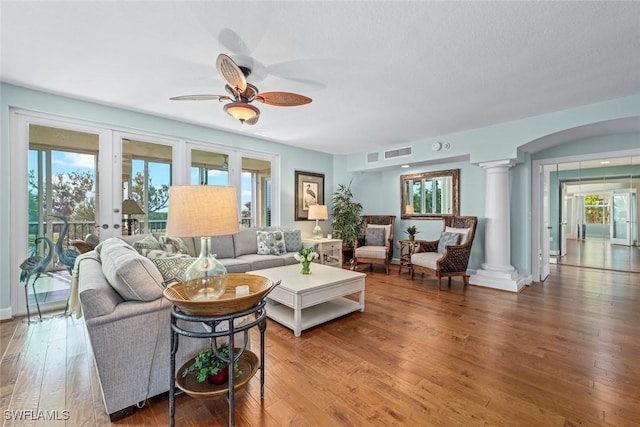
left=470, top=159, right=525, bottom=292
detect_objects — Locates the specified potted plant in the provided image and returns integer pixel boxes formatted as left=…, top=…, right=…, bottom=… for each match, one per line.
left=404, top=225, right=419, bottom=241
left=182, top=343, right=242, bottom=385
left=331, top=180, right=363, bottom=249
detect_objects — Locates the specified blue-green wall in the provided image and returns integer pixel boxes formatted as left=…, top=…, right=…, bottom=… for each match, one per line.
left=2, top=82, right=640, bottom=316
left=0, top=83, right=333, bottom=315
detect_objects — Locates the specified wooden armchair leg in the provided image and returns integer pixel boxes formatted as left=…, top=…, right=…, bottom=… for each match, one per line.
left=437, top=276, right=442, bottom=291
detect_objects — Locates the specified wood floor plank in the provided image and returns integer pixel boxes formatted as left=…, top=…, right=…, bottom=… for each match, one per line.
left=1, top=264, right=639, bottom=425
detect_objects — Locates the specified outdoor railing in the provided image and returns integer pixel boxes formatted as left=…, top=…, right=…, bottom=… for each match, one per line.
left=29, top=218, right=253, bottom=249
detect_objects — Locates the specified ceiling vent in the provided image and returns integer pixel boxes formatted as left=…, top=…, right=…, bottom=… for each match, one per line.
left=384, top=146, right=412, bottom=159
left=367, top=152, right=379, bottom=163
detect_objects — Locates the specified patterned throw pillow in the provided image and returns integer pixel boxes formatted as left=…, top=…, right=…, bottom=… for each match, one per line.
left=151, top=257, right=197, bottom=284
left=365, top=226, right=385, bottom=246
left=437, top=231, right=461, bottom=253
left=283, top=229, right=302, bottom=252
left=132, top=234, right=162, bottom=255
left=256, top=230, right=287, bottom=255
left=159, top=236, right=190, bottom=254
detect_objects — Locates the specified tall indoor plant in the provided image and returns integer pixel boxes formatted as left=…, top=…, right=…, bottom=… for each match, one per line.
left=331, top=181, right=363, bottom=248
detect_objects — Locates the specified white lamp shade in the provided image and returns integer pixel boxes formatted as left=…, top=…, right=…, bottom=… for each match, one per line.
left=166, top=185, right=240, bottom=237
left=308, top=204, right=328, bottom=220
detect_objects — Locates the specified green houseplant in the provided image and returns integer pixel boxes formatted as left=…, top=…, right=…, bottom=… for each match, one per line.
left=331, top=181, right=363, bottom=248
left=182, top=343, right=242, bottom=384
left=404, top=225, right=419, bottom=241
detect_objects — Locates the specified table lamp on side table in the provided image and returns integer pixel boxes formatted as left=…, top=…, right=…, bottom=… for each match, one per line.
left=166, top=185, right=239, bottom=301
left=308, top=204, right=328, bottom=239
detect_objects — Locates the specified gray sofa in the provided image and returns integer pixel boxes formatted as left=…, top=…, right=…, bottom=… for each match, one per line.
left=76, top=227, right=305, bottom=420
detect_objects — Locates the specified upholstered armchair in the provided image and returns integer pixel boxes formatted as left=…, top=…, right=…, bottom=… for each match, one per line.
left=352, top=215, right=396, bottom=274
left=410, top=216, right=477, bottom=290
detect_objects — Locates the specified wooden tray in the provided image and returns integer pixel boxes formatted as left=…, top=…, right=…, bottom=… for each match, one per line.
left=176, top=350, right=259, bottom=399
left=164, top=274, right=275, bottom=316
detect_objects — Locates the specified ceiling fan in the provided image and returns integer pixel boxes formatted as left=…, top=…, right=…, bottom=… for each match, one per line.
left=170, top=54, right=312, bottom=125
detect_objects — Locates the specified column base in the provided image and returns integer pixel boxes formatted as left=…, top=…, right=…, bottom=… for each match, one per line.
left=469, top=268, right=526, bottom=292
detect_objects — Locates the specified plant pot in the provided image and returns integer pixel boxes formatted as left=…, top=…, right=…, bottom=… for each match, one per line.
left=207, top=365, right=229, bottom=385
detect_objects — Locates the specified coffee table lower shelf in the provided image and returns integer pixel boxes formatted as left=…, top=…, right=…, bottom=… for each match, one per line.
left=266, top=297, right=362, bottom=336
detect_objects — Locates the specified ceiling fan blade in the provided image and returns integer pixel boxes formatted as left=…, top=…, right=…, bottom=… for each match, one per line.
left=169, top=94, right=230, bottom=101
left=256, top=92, right=312, bottom=107
left=216, top=53, right=247, bottom=93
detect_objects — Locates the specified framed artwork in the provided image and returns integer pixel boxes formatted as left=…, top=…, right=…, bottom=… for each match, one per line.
left=295, top=170, right=325, bottom=220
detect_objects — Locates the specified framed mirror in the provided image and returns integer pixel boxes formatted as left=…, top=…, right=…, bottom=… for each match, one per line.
left=401, top=169, right=459, bottom=219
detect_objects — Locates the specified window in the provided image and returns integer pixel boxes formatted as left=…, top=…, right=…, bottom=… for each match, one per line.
left=584, top=194, right=610, bottom=224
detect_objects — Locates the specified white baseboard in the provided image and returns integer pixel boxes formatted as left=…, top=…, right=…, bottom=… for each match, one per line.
left=0, top=307, right=13, bottom=321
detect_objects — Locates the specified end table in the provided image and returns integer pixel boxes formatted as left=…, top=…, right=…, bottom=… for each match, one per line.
left=398, top=239, right=419, bottom=275
left=302, top=238, right=343, bottom=268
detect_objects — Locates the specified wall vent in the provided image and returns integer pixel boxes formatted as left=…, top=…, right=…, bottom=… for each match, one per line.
left=384, top=146, right=412, bottom=159
left=367, top=152, right=379, bottom=163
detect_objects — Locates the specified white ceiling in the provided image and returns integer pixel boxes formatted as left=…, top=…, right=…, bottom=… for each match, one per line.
left=2, top=1, right=639, bottom=155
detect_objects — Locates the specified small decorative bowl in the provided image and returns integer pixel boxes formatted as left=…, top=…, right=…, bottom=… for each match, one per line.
left=163, top=274, right=275, bottom=316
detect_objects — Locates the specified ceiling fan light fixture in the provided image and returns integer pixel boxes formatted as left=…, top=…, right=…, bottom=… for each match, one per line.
left=223, top=102, right=260, bottom=124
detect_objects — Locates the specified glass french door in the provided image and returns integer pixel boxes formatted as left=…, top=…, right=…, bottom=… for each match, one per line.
left=610, top=191, right=633, bottom=246
left=188, top=144, right=277, bottom=229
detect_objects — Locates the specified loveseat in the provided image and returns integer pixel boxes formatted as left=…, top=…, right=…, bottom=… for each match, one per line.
left=74, top=227, right=305, bottom=420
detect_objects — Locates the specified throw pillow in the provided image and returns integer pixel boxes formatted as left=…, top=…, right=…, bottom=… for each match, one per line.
left=445, top=226, right=471, bottom=245
left=152, top=257, right=197, bottom=283
left=365, top=227, right=386, bottom=246
left=283, top=229, right=302, bottom=252
left=437, top=231, right=461, bottom=253
left=159, top=236, right=190, bottom=254
left=256, top=230, right=287, bottom=255
left=132, top=234, right=162, bottom=255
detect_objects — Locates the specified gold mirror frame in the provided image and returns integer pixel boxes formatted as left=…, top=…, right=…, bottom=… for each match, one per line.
left=401, top=169, right=460, bottom=219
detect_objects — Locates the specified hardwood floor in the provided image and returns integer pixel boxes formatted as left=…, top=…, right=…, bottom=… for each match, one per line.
left=2, top=264, right=639, bottom=426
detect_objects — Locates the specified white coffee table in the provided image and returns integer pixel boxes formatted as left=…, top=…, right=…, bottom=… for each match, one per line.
left=248, top=263, right=366, bottom=337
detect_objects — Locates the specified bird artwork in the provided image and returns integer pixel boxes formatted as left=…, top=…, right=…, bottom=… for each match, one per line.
left=305, top=183, right=317, bottom=208
left=19, top=236, right=54, bottom=322
left=50, top=215, right=80, bottom=275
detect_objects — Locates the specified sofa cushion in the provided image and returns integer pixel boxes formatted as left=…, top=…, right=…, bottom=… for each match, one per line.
left=193, top=234, right=235, bottom=259
left=364, top=227, right=385, bottom=246
left=219, top=258, right=252, bottom=273
left=257, top=230, right=287, bottom=255
left=99, top=238, right=165, bottom=301
left=236, top=253, right=286, bottom=270
left=233, top=228, right=260, bottom=256
left=283, top=229, right=302, bottom=252
left=437, top=231, right=461, bottom=253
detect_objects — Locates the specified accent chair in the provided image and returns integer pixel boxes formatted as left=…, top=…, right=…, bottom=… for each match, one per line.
left=352, top=215, right=396, bottom=274
left=410, top=215, right=477, bottom=290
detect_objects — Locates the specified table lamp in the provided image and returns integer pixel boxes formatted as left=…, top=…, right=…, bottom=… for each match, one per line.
left=122, top=198, right=145, bottom=235
left=308, top=204, right=328, bottom=239
left=166, top=185, right=239, bottom=300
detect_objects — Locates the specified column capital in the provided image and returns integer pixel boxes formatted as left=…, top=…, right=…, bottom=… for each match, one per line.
left=476, top=158, right=518, bottom=169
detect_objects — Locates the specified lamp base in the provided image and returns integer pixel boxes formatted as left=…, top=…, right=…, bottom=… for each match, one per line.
left=313, top=221, right=322, bottom=239
left=183, top=237, right=228, bottom=301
